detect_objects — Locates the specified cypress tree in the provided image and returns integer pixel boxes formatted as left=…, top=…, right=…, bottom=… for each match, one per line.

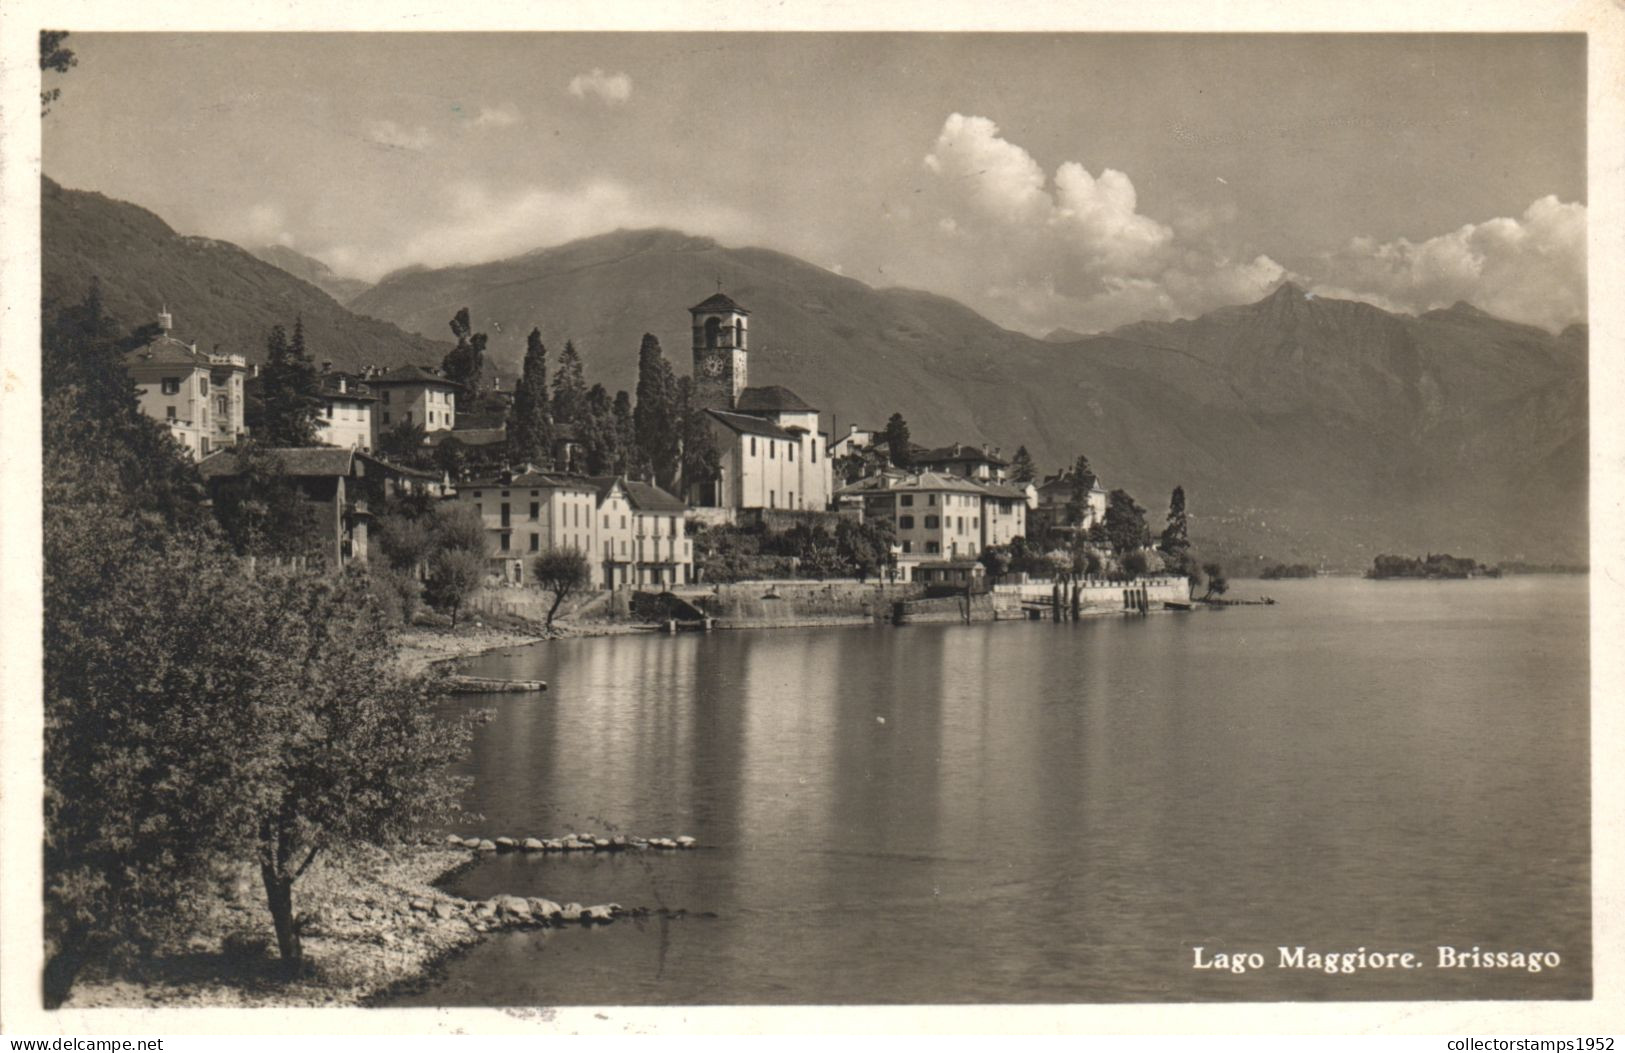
left=506, top=327, right=554, bottom=469
left=881, top=412, right=912, bottom=468
left=257, top=317, right=321, bottom=447
left=1010, top=445, right=1037, bottom=484
left=612, top=390, right=637, bottom=476
left=441, top=308, right=486, bottom=397
left=633, top=333, right=680, bottom=488
left=551, top=340, right=587, bottom=434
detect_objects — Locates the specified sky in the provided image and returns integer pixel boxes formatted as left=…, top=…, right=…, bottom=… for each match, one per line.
left=41, top=33, right=1587, bottom=335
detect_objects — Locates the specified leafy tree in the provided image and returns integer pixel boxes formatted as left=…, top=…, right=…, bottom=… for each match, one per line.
left=880, top=412, right=913, bottom=469
left=41, top=30, right=76, bottom=116
left=375, top=513, right=436, bottom=572
left=442, top=308, right=487, bottom=396
left=1202, top=562, right=1230, bottom=599
left=376, top=419, right=431, bottom=468
left=248, top=570, right=474, bottom=967
left=633, top=333, right=681, bottom=487
left=254, top=319, right=322, bottom=447
left=836, top=517, right=896, bottom=583
left=431, top=501, right=488, bottom=556
left=533, top=549, right=591, bottom=627
left=1122, top=550, right=1151, bottom=578
left=424, top=549, right=486, bottom=626
left=551, top=340, right=587, bottom=433
left=835, top=445, right=887, bottom=485
left=505, top=327, right=554, bottom=469
left=979, top=544, right=1013, bottom=580
left=42, top=283, right=207, bottom=531
left=1103, top=488, right=1150, bottom=556
left=209, top=443, right=323, bottom=558
left=1010, top=445, right=1037, bottom=484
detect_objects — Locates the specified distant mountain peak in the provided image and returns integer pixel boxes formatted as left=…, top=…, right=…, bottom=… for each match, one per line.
left=1262, top=280, right=1308, bottom=302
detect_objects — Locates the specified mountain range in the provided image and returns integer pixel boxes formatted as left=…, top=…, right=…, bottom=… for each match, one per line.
left=43, top=182, right=1587, bottom=568
left=42, top=177, right=449, bottom=370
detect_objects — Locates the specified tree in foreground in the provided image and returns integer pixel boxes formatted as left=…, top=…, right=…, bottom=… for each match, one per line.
left=1158, top=485, right=1198, bottom=580
left=551, top=340, right=587, bottom=433
left=633, top=333, right=681, bottom=487
left=1103, top=488, right=1151, bottom=557
left=880, top=412, right=912, bottom=469
left=1202, top=561, right=1230, bottom=599
left=532, top=549, right=591, bottom=627
left=40, top=30, right=76, bottom=116
left=676, top=376, right=722, bottom=499
left=248, top=570, right=473, bottom=967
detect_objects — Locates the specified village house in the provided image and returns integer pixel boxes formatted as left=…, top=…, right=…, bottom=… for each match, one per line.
left=687, top=292, right=834, bottom=514
left=586, top=477, right=692, bottom=587
left=1031, top=469, right=1109, bottom=535
left=452, top=469, right=599, bottom=584
left=837, top=467, right=1029, bottom=580
left=830, top=423, right=877, bottom=460
left=364, top=365, right=462, bottom=440
left=912, top=442, right=1010, bottom=483
left=314, top=372, right=377, bottom=451
left=122, top=309, right=247, bottom=458
left=197, top=446, right=443, bottom=570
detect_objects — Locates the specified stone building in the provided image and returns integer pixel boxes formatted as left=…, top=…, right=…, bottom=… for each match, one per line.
left=122, top=309, right=247, bottom=458
left=687, top=292, right=833, bottom=513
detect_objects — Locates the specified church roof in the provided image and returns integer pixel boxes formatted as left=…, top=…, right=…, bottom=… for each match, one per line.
left=735, top=385, right=817, bottom=413
left=706, top=409, right=797, bottom=440
left=914, top=442, right=1009, bottom=467
left=689, top=292, right=750, bottom=315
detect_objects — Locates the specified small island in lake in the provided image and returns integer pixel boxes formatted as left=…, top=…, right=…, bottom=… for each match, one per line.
left=1367, top=553, right=1500, bottom=580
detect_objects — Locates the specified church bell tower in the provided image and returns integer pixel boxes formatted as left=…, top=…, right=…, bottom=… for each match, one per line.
left=690, top=291, right=749, bottom=411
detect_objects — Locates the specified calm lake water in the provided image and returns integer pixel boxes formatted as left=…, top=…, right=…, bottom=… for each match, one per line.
left=391, top=576, right=1589, bottom=1005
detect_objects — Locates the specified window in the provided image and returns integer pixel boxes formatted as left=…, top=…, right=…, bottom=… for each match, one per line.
left=957, top=517, right=964, bottom=532
left=899, top=515, right=915, bottom=529
left=405, top=412, right=413, bottom=424
left=530, top=502, right=540, bottom=520
left=788, top=491, right=795, bottom=508
left=928, top=494, right=937, bottom=506
left=161, top=378, right=181, bottom=395
left=812, top=442, right=817, bottom=463
left=901, top=495, right=914, bottom=507
left=621, top=515, right=627, bottom=528
left=382, top=390, right=391, bottom=404
left=769, top=442, right=775, bottom=460
left=500, top=533, right=510, bottom=552
left=501, top=503, right=510, bottom=527
left=428, top=411, right=435, bottom=425
left=200, top=437, right=210, bottom=455
left=769, top=491, right=775, bottom=508
left=604, top=515, right=609, bottom=528
left=789, top=444, right=795, bottom=462
left=926, top=541, right=940, bottom=554
left=501, top=490, right=510, bottom=497
left=925, top=515, right=940, bottom=529
left=199, top=377, right=209, bottom=395
left=383, top=411, right=391, bottom=424
left=750, top=437, right=756, bottom=456
left=902, top=540, right=913, bottom=554
left=166, top=406, right=177, bottom=420
left=326, top=405, right=334, bottom=419
left=475, top=503, right=482, bottom=515
left=531, top=490, right=540, bottom=497
left=669, top=516, right=677, bottom=534
left=473, top=491, right=482, bottom=498
left=974, top=517, right=980, bottom=529
left=530, top=533, right=540, bottom=552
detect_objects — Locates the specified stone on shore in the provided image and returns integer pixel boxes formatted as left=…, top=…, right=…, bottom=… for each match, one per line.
left=522, top=837, right=545, bottom=852
left=528, top=897, right=563, bottom=919
left=496, top=895, right=531, bottom=918
left=495, top=837, right=517, bottom=852
left=434, top=901, right=456, bottom=920
left=675, top=835, right=697, bottom=848
left=445, top=834, right=465, bottom=846
left=409, top=898, right=433, bottom=913
left=560, top=902, right=584, bottom=922
left=461, top=837, right=482, bottom=849
left=584, top=905, right=615, bottom=923
left=476, top=840, right=497, bottom=852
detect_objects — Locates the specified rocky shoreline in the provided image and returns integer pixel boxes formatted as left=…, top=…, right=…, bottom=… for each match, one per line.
left=62, top=831, right=704, bottom=1009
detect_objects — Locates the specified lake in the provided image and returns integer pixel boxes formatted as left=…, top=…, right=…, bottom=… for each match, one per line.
left=390, top=576, right=1590, bottom=1005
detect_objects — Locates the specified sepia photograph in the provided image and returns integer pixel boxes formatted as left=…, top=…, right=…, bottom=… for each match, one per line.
left=2, top=3, right=1620, bottom=1037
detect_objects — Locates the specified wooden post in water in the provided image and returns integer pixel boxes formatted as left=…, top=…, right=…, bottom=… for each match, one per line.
left=1070, top=581, right=1081, bottom=620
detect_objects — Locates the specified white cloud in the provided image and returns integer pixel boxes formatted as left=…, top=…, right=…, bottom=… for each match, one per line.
left=243, top=202, right=294, bottom=247
left=366, top=120, right=433, bottom=152
left=472, top=104, right=521, bottom=128
left=907, top=113, right=1283, bottom=334
left=327, top=179, right=750, bottom=281
left=568, top=69, right=633, bottom=105
left=1308, top=196, right=1586, bottom=331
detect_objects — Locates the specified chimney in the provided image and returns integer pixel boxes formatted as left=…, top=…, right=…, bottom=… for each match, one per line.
left=157, top=306, right=173, bottom=333
left=338, top=377, right=347, bottom=394
left=321, top=360, right=333, bottom=373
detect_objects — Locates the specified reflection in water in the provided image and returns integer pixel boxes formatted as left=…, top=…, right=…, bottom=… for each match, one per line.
left=397, top=577, right=1589, bottom=1005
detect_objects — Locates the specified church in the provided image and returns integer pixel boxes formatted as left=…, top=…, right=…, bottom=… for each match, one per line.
left=686, top=292, right=833, bottom=513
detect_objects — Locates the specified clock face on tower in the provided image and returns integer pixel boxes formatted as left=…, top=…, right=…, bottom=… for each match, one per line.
left=704, top=354, right=724, bottom=377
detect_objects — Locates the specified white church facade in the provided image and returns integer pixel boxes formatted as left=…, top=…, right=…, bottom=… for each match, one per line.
left=687, top=292, right=833, bottom=513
